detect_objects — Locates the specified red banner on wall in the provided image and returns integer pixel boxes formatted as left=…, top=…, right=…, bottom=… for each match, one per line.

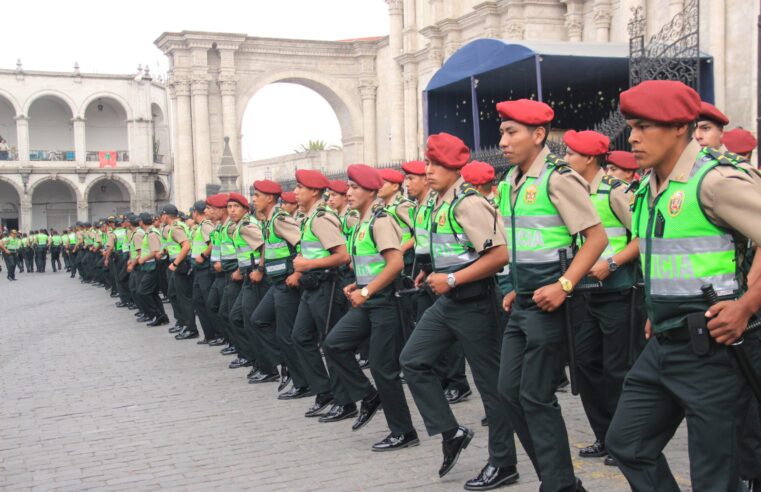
left=99, top=151, right=117, bottom=168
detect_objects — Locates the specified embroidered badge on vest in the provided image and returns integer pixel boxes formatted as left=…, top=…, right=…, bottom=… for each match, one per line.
left=668, top=190, right=685, bottom=217
left=524, top=185, right=538, bottom=204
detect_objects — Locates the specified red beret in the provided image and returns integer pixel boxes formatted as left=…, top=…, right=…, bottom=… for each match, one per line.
left=425, top=133, right=470, bottom=169
left=280, top=191, right=297, bottom=204
left=227, top=192, right=249, bottom=208
left=327, top=179, right=348, bottom=194
left=606, top=151, right=638, bottom=170
left=401, top=160, right=426, bottom=176
left=379, top=168, right=404, bottom=184
left=698, top=102, right=729, bottom=126
left=296, top=169, right=329, bottom=190
left=254, top=180, right=282, bottom=195
left=206, top=193, right=229, bottom=208
left=347, top=163, right=384, bottom=191
left=722, top=128, right=758, bottom=155
left=563, top=130, right=610, bottom=156
left=461, top=160, right=495, bottom=186
left=496, top=99, right=554, bottom=125
left=620, top=80, right=700, bottom=124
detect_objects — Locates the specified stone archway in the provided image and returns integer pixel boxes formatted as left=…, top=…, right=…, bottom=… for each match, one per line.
left=0, top=176, right=21, bottom=231
left=155, top=32, right=378, bottom=209
left=30, top=178, right=78, bottom=231
left=85, top=176, right=133, bottom=220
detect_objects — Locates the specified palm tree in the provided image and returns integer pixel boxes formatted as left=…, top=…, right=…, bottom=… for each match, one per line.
left=293, top=139, right=342, bottom=153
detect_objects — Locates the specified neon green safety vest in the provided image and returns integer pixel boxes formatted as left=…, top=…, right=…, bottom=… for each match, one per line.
left=414, top=193, right=435, bottom=257
left=386, top=194, right=415, bottom=266
left=113, top=228, right=126, bottom=252
left=121, top=229, right=131, bottom=254
left=191, top=221, right=211, bottom=268
left=5, top=237, right=19, bottom=251
left=140, top=227, right=160, bottom=270
left=429, top=184, right=480, bottom=274
left=129, top=229, right=143, bottom=260
left=264, top=208, right=297, bottom=279
left=633, top=148, right=743, bottom=332
left=580, top=175, right=636, bottom=291
left=340, top=209, right=359, bottom=240
left=51, top=235, right=62, bottom=246
left=219, top=220, right=238, bottom=271
left=233, top=216, right=261, bottom=268
left=497, top=156, right=574, bottom=294
left=37, top=233, right=49, bottom=245
left=349, top=213, right=387, bottom=287
left=300, top=204, right=336, bottom=261
left=68, top=232, right=76, bottom=246
left=210, top=224, right=221, bottom=262
left=166, top=221, right=190, bottom=260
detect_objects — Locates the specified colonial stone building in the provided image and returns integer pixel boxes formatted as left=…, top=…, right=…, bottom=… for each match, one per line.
left=0, top=64, right=171, bottom=232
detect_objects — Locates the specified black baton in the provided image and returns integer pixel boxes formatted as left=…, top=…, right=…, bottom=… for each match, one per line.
left=559, top=249, right=579, bottom=396
left=701, top=284, right=761, bottom=403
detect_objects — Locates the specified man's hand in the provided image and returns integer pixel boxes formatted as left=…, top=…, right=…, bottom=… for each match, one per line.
left=214, top=261, right=222, bottom=272
left=644, top=319, right=652, bottom=340
left=104, top=258, right=109, bottom=267
left=343, top=283, right=358, bottom=298
left=138, top=257, right=145, bottom=266
left=588, top=260, right=611, bottom=281
left=706, top=300, right=753, bottom=345
left=285, top=272, right=302, bottom=288
left=427, top=273, right=451, bottom=295
left=502, top=291, right=517, bottom=312
left=168, top=262, right=177, bottom=272
left=293, top=256, right=311, bottom=273
left=231, top=269, right=243, bottom=281
left=127, top=262, right=134, bottom=273
left=414, top=270, right=427, bottom=288
left=249, top=269, right=263, bottom=283
left=194, top=254, right=205, bottom=264
left=532, top=282, right=567, bottom=312
left=349, top=290, right=368, bottom=308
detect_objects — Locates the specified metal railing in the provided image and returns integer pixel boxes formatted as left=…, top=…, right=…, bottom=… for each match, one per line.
left=29, top=150, right=76, bottom=161
left=86, top=151, right=129, bottom=162
left=0, top=149, right=18, bottom=161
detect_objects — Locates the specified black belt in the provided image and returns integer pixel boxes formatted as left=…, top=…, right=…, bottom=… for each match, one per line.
left=655, top=326, right=691, bottom=343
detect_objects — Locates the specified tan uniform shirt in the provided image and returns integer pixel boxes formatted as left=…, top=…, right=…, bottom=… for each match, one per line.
left=647, top=139, right=761, bottom=246
left=304, top=200, right=345, bottom=250
left=268, top=207, right=301, bottom=247
left=589, top=168, right=633, bottom=230
left=238, top=216, right=264, bottom=253
left=106, top=231, right=116, bottom=249
left=359, top=203, right=402, bottom=253
left=132, top=228, right=145, bottom=255
left=508, top=146, right=601, bottom=235
left=437, top=176, right=506, bottom=254
left=170, top=221, right=189, bottom=244
left=146, top=228, right=162, bottom=253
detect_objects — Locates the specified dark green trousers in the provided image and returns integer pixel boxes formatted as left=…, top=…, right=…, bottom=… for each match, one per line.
left=135, top=266, right=165, bottom=318
left=250, top=281, right=308, bottom=388
left=192, top=267, right=218, bottom=340
left=2, top=252, right=16, bottom=279
left=499, top=295, right=575, bottom=491
left=230, top=278, right=273, bottom=371
left=401, top=294, right=516, bottom=468
left=292, top=280, right=340, bottom=396
left=168, top=265, right=195, bottom=330
left=222, top=275, right=242, bottom=345
left=606, top=336, right=746, bottom=491
left=324, top=290, right=414, bottom=435
left=207, top=272, right=231, bottom=341
left=739, top=331, right=761, bottom=480
left=574, top=289, right=634, bottom=444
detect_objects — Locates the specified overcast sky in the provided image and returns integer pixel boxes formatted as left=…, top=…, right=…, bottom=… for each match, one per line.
left=1, top=0, right=389, bottom=160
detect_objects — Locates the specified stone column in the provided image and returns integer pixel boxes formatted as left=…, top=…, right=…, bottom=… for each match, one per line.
left=386, top=0, right=405, bottom=161
left=359, top=82, right=378, bottom=164
left=72, top=117, right=86, bottom=164
left=19, top=197, right=31, bottom=232
left=593, top=1, right=612, bottom=42
left=15, top=115, right=29, bottom=161
left=429, top=0, right=443, bottom=24
left=76, top=197, right=88, bottom=222
left=403, top=0, right=417, bottom=53
left=191, top=77, right=213, bottom=201
left=174, top=80, right=195, bottom=210
left=563, top=0, right=584, bottom=42
left=403, top=66, right=419, bottom=160
left=219, top=79, right=239, bottom=176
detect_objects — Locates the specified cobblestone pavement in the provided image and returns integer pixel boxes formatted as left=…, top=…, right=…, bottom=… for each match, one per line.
left=0, top=270, right=692, bottom=491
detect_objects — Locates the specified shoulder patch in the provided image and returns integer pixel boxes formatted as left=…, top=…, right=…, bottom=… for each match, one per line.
left=706, top=147, right=742, bottom=166
left=547, top=154, right=572, bottom=174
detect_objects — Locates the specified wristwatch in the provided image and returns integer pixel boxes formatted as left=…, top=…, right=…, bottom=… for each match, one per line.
left=607, top=257, right=619, bottom=272
left=360, top=287, right=370, bottom=298
left=558, top=276, right=574, bottom=294
left=447, top=273, right=457, bottom=289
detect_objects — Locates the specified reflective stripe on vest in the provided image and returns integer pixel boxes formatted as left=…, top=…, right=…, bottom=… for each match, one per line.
left=264, top=209, right=296, bottom=277
left=140, top=228, right=160, bottom=261
left=113, top=228, right=126, bottom=252
left=219, top=221, right=237, bottom=261
left=300, top=205, right=335, bottom=261
left=414, top=194, right=435, bottom=257
left=429, top=186, right=479, bottom=273
left=233, top=216, right=261, bottom=268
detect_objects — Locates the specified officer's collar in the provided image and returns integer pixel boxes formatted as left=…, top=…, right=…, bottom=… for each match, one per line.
left=510, top=146, right=550, bottom=188
left=436, top=176, right=466, bottom=207
left=588, top=168, right=607, bottom=194
left=649, top=139, right=702, bottom=196
left=304, top=199, right=323, bottom=217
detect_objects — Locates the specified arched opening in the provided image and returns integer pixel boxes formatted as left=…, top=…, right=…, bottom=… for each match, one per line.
left=241, top=82, right=343, bottom=182
left=32, top=180, right=77, bottom=231
left=0, top=179, right=20, bottom=230
left=0, top=96, right=17, bottom=161
left=151, top=103, right=169, bottom=164
left=87, top=178, right=131, bottom=220
left=85, top=97, right=129, bottom=163
left=28, top=96, right=75, bottom=161
left=154, top=179, right=169, bottom=210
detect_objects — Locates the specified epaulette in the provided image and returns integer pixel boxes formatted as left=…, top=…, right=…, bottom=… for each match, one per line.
left=458, top=181, right=479, bottom=196
left=547, top=153, right=572, bottom=174
left=706, top=147, right=744, bottom=166
left=372, top=208, right=388, bottom=219
left=601, top=174, right=624, bottom=189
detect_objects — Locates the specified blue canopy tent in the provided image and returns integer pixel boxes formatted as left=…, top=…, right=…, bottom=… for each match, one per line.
left=424, top=39, right=714, bottom=151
